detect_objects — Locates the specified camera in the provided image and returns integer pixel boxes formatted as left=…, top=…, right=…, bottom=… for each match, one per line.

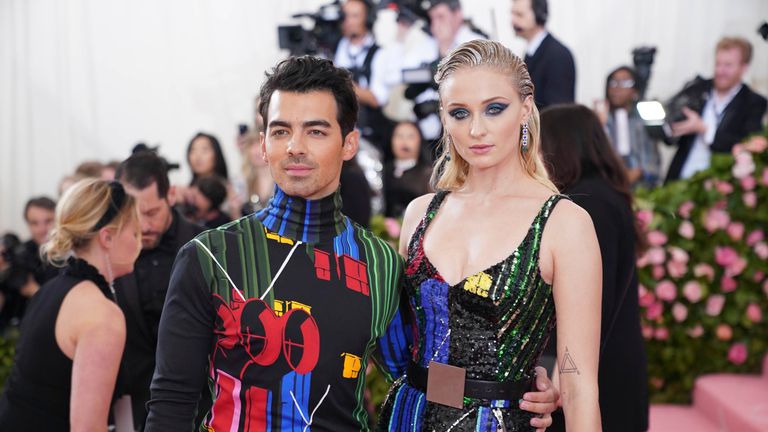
left=277, top=1, right=344, bottom=58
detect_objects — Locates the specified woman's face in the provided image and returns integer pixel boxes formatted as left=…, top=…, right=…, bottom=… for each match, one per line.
left=109, top=216, right=141, bottom=279
left=189, top=137, right=216, bottom=176
left=607, top=69, right=637, bottom=109
left=440, top=66, right=531, bottom=171
left=391, top=123, right=422, bottom=161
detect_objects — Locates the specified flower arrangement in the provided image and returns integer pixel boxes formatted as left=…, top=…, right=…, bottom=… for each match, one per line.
left=635, top=131, right=768, bottom=403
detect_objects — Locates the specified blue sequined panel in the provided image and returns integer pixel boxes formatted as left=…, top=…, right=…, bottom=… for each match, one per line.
left=378, top=191, right=564, bottom=432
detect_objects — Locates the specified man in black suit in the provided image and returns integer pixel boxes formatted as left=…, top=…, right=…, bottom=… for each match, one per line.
left=666, top=36, right=767, bottom=182
left=114, top=150, right=203, bottom=430
left=511, top=0, right=576, bottom=109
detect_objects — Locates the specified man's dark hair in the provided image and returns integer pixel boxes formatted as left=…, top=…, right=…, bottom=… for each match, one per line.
left=24, top=197, right=56, bottom=220
left=429, top=0, right=462, bottom=12
left=605, top=65, right=640, bottom=100
left=532, top=0, right=548, bottom=26
left=192, top=176, right=227, bottom=210
left=115, top=150, right=171, bottom=198
left=258, top=56, right=358, bottom=139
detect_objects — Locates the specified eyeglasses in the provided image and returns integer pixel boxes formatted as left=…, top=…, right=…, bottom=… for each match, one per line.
left=609, top=79, right=636, bottom=89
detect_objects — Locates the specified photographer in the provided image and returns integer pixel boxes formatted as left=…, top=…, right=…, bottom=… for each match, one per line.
left=666, top=36, right=767, bottom=182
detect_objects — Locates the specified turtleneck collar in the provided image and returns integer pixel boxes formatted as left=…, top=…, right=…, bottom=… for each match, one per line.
left=256, top=185, right=346, bottom=243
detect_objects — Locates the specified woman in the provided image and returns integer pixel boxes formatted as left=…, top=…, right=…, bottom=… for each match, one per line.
left=0, top=179, right=141, bottom=431
left=377, top=40, right=602, bottom=431
left=187, top=132, right=229, bottom=183
left=383, top=121, right=433, bottom=218
left=598, top=66, right=661, bottom=188
left=540, top=104, right=649, bottom=432
left=232, top=131, right=274, bottom=217
left=188, top=175, right=232, bottom=229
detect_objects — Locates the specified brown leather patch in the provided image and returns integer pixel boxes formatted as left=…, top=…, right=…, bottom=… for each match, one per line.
left=426, top=361, right=466, bottom=409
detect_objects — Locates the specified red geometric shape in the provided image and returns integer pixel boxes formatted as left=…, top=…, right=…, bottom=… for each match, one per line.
left=313, top=249, right=331, bottom=281
left=342, top=255, right=369, bottom=296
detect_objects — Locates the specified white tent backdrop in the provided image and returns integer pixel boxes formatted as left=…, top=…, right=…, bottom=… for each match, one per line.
left=1, top=0, right=766, bottom=234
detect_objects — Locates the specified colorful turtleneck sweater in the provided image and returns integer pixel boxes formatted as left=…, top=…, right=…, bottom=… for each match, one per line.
left=145, top=186, right=404, bottom=432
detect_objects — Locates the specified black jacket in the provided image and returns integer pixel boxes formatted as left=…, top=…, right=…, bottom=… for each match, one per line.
left=524, top=33, right=576, bottom=110
left=115, top=209, right=203, bottom=429
left=665, top=80, right=767, bottom=182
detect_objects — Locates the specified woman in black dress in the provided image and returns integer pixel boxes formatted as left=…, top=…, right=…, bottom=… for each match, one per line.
left=540, top=104, right=649, bottom=432
left=0, top=179, right=141, bottom=431
left=383, top=121, right=433, bottom=218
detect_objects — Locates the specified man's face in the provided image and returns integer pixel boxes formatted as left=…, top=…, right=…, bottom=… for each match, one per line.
left=124, top=182, right=174, bottom=250
left=25, top=206, right=55, bottom=245
left=342, top=0, right=368, bottom=39
left=714, top=47, right=747, bottom=93
left=511, top=0, right=538, bottom=40
left=429, top=4, right=463, bottom=46
left=260, top=90, right=358, bottom=200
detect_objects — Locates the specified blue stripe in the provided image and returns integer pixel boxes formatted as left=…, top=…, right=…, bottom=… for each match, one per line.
left=302, top=199, right=311, bottom=242
left=278, top=197, right=292, bottom=236
left=266, top=390, right=272, bottom=430
left=345, top=219, right=359, bottom=259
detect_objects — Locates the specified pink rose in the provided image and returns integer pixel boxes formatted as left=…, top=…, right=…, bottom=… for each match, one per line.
left=753, top=271, right=765, bottom=283
left=654, top=327, right=669, bottom=341
left=669, top=247, right=690, bottom=264
left=727, top=342, right=748, bottom=365
left=716, top=324, right=733, bottom=341
left=648, top=230, right=668, bottom=247
left=727, top=223, right=745, bottom=241
left=715, top=246, right=739, bottom=267
left=694, top=263, right=715, bottom=282
left=743, top=192, right=757, bottom=208
left=762, top=167, right=768, bottom=186
left=636, top=209, right=653, bottom=229
left=764, top=280, right=768, bottom=297
left=725, top=257, right=747, bottom=277
left=721, top=275, right=738, bottom=293
left=646, top=247, right=666, bottom=266
left=745, top=135, right=768, bottom=153
left=706, top=294, right=726, bottom=316
left=740, top=175, right=756, bottom=191
left=639, top=289, right=656, bottom=308
left=732, top=152, right=755, bottom=179
left=646, top=302, right=664, bottom=320
left=755, top=242, right=768, bottom=260
left=682, top=280, right=703, bottom=303
left=672, top=303, right=688, bottom=322
left=642, top=325, right=653, bottom=339
left=704, top=208, right=730, bottom=233
left=678, top=221, right=695, bottom=239
left=678, top=201, right=695, bottom=219
left=746, top=303, right=763, bottom=323
left=667, top=260, right=687, bottom=279
left=704, top=179, right=714, bottom=191
left=715, top=180, right=734, bottom=195
left=747, top=229, right=764, bottom=246
left=653, top=265, right=667, bottom=280
left=383, top=217, right=401, bottom=239
left=687, top=325, right=704, bottom=338
left=655, top=280, right=677, bottom=302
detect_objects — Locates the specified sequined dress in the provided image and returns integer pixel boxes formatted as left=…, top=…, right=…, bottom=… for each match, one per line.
left=377, top=191, right=565, bottom=432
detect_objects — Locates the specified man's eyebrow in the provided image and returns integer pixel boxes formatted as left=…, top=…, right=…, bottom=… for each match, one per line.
left=303, top=120, right=332, bottom=128
left=268, top=119, right=292, bottom=129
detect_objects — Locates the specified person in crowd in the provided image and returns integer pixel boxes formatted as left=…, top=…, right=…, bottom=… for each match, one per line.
left=0, top=179, right=141, bottom=430
left=402, top=0, right=486, bottom=146
left=113, top=150, right=204, bottom=429
left=187, top=132, right=230, bottom=183
left=101, top=160, right=121, bottom=180
left=540, top=104, right=649, bottom=432
left=231, top=131, right=275, bottom=218
left=511, top=0, right=576, bottom=109
left=75, top=160, right=106, bottom=178
left=333, top=0, right=396, bottom=155
left=666, top=36, right=767, bottom=181
left=143, top=54, right=562, bottom=431
left=597, top=66, right=662, bottom=188
left=377, top=39, right=599, bottom=431
left=188, top=175, right=232, bottom=229
left=340, top=155, right=374, bottom=227
left=383, top=121, right=432, bottom=217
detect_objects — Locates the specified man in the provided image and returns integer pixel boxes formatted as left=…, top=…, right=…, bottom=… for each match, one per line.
left=665, top=36, right=767, bottom=182
left=114, top=150, right=204, bottom=429
left=403, top=0, right=485, bottom=144
left=333, top=0, right=393, bottom=153
left=511, top=0, right=575, bottom=109
left=145, top=56, right=557, bottom=430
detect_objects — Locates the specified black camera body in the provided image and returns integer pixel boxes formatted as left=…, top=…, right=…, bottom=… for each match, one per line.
left=278, top=1, right=344, bottom=58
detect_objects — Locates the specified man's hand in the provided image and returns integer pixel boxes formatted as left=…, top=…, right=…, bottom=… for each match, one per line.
left=519, top=366, right=560, bottom=431
left=671, top=107, right=707, bottom=137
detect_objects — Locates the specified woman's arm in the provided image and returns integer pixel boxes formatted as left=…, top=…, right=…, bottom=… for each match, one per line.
left=58, top=282, right=126, bottom=432
left=549, top=201, right=603, bottom=431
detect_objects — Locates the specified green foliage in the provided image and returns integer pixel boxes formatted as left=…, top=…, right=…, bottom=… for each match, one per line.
left=0, top=329, right=19, bottom=391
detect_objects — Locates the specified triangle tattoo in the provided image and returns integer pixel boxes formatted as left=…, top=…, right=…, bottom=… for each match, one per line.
left=560, top=347, right=580, bottom=375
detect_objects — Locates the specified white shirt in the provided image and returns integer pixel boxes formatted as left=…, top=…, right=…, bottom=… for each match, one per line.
left=680, top=84, right=742, bottom=179
left=526, top=30, right=549, bottom=57
left=334, top=34, right=391, bottom=106
left=614, top=108, right=631, bottom=157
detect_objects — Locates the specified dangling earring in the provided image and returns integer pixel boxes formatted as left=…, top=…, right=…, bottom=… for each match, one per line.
left=104, top=253, right=117, bottom=301
left=521, top=123, right=529, bottom=154
left=444, top=136, right=452, bottom=161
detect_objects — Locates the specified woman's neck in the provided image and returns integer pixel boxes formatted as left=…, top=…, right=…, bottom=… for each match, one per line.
left=75, top=246, right=111, bottom=283
left=461, top=158, right=531, bottom=200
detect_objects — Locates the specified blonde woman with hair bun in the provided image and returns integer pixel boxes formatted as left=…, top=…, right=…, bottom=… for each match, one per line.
left=378, top=39, right=602, bottom=431
left=0, top=178, right=141, bottom=431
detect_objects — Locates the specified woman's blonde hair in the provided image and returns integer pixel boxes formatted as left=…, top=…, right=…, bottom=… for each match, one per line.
left=42, top=178, right=138, bottom=265
left=431, top=39, right=557, bottom=192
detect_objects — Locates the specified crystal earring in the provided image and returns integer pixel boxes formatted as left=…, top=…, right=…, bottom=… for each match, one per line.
left=521, top=123, right=529, bottom=153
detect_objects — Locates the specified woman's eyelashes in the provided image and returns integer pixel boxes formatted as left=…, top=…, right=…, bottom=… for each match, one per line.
left=448, top=103, right=509, bottom=120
